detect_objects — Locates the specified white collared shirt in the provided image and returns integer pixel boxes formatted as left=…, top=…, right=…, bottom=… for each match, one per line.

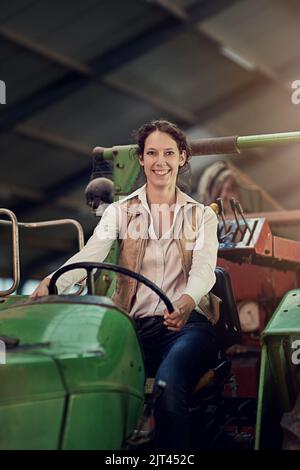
left=48, top=185, right=218, bottom=317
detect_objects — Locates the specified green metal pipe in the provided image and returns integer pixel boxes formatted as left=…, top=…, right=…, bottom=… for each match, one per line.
left=190, top=131, right=300, bottom=155
left=237, top=131, right=300, bottom=150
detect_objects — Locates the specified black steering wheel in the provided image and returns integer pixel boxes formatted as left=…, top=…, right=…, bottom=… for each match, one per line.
left=48, top=261, right=174, bottom=313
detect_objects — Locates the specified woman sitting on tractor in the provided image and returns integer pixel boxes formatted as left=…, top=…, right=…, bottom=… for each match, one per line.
left=32, top=120, right=219, bottom=450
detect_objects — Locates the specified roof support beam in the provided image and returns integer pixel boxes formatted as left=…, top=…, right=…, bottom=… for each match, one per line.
left=152, top=0, right=293, bottom=95
left=0, top=181, right=88, bottom=214
left=11, top=166, right=90, bottom=217
left=0, top=0, right=242, bottom=131
left=0, top=25, right=197, bottom=127
left=16, top=124, right=92, bottom=156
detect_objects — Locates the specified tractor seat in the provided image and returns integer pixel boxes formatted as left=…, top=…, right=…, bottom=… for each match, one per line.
left=212, top=267, right=242, bottom=351
left=192, top=266, right=242, bottom=400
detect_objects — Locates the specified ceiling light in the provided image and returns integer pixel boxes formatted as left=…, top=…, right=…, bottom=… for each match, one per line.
left=221, top=46, right=256, bottom=72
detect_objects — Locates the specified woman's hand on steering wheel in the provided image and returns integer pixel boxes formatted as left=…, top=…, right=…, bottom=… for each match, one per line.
left=163, top=294, right=196, bottom=331
left=30, top=278, right=50, bottom=298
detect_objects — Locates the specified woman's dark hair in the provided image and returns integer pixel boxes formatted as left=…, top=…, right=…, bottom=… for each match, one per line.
left=134, top=120, right=192, bottom=171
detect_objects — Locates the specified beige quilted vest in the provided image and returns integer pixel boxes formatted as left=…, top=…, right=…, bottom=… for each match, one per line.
left=111, top=196, right=220, bottom=324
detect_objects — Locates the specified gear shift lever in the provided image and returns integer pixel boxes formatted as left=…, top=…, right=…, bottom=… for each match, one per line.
left=216, top=198, right=227, bottom=236
left=230, top=198, right=243, bottom=238
left=235, top=200, right=251, bottom=234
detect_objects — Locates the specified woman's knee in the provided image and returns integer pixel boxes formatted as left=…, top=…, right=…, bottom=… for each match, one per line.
left=154, top=379, right=187, bottom=415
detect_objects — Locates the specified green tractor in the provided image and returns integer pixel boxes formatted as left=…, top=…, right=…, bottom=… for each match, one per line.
left=1, top=131, right=300, bottom=450
left=0, top=210, right=146, bottom=449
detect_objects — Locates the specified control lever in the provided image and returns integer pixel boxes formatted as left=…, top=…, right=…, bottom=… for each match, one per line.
left=216, top=198, right=227, bottom=236
left=229, top=198, right=243, bottom=238
left=235, top=201, right=251, bottom=234
left=210, top=203, right=222, bottom=241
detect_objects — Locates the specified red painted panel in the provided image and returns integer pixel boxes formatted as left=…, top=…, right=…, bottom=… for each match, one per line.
left=217, top=258, right=297, bottom=301
left=273, top=236, right=300, bottom=264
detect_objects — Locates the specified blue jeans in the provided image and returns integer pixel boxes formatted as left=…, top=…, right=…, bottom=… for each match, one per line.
left=134, top=311, right=219, bottom=450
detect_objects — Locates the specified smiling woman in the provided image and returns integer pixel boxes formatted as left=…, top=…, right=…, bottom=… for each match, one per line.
left=136, top=120, right=191, bottom=181
left=139, top=130, right=186, bottom=193
left=31, top=119, right=219, bottom=450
